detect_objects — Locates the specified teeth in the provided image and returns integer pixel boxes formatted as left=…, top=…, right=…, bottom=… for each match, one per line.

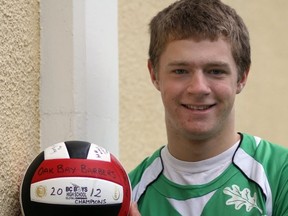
left=185, top=105, right=210, bottom=110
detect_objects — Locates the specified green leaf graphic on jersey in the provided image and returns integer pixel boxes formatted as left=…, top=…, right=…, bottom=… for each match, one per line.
left=223, top=185, right=263, bottom=214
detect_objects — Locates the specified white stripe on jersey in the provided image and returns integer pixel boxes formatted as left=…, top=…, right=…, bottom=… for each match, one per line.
left=233, top=143, right=272, bottom=216
left=167, top=190, right=216, bottom=216
left=132, top=157, right=163, bottom=202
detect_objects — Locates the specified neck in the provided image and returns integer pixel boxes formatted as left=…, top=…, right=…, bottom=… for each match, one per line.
left=166, top=125, right=240, bottom=162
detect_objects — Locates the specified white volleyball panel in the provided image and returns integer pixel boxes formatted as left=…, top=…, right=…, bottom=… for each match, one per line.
left=31, top=177, right=123, bottom=205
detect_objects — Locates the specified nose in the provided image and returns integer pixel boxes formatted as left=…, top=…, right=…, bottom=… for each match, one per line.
left=186, top=71, right=211, bottom=96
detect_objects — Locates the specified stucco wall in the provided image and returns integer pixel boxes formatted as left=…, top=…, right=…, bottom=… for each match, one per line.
left=0, top=1, right=40, bottom=215
left=119, top=0, right=288, bottom=172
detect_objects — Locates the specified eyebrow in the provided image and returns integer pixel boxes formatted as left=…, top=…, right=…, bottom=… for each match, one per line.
left=167, top=60, right=231, bottom=69
left=167, top=61, right=190, bottom=67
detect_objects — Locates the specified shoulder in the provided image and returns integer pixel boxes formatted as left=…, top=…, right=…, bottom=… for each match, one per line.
left=128, top=147, right=164, bottom=202
left=129, top=147, right=164, bottom=187
left=235, top=133, right=288, bottom=215
left=239, top=133, right=288, bottom=162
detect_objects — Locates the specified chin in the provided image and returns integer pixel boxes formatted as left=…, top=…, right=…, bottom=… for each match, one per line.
left=181, top=126, right=218, bottom=141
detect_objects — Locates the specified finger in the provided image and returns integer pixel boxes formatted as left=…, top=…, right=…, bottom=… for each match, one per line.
left=128, top=202, right=141, bottom=216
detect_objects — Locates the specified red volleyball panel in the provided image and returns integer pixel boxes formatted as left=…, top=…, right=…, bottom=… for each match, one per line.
left=31, top=159, right=123, bottom=186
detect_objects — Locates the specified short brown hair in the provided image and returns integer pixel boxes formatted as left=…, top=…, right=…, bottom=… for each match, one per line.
left=149, top=0, right=250, bottom=79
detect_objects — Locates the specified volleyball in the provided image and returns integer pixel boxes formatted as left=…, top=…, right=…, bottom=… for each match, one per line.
left=20, top=141, right=131, bottom=216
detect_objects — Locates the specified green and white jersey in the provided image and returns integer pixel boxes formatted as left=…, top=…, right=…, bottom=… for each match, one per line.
left=129, top=133, right=288, bottom=216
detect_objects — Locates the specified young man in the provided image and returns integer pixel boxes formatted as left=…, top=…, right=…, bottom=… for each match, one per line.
left=128, top=0, right=288, bottom=215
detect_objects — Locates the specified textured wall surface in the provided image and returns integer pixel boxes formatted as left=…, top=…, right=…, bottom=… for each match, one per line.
left=0, top=1, right=40, bottom=215
left=119, top=0, right=288, bottom=172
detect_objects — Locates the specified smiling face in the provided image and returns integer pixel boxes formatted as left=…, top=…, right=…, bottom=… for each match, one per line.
left=149, top=37, right=248, bottom=151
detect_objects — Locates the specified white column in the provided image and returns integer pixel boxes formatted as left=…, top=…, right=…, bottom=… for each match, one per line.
left=40, top=0, right=119, bottom=156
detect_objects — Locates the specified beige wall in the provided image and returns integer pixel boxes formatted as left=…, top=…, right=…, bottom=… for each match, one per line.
left=119, top=0, right=288, bottom=172
left=0, top=1, right=40, bottom=215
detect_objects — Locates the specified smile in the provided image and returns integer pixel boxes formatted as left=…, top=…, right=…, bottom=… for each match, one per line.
left=183, top=104, right=214, bottom=111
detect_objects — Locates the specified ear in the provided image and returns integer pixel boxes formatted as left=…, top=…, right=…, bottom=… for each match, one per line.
left=236, top=68, right=250, bottom=94
left=148, top=59, right=160, bottom=91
